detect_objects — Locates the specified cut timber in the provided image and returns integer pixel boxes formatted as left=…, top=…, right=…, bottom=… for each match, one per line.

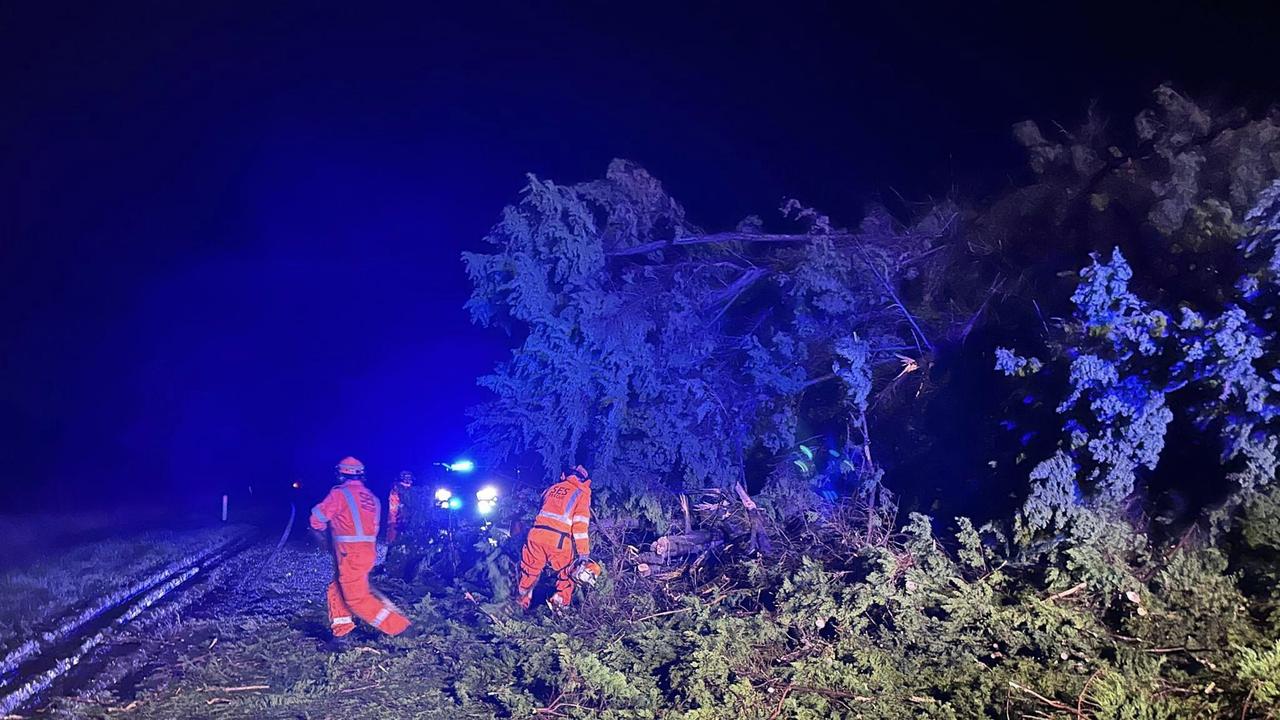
left=652, top=531, right=719, bottom=559
left=635, top=563, right=685, bottom=580
left=629, top=484, right=773, bottom=583
left=636, top=540, right=725, bottom=566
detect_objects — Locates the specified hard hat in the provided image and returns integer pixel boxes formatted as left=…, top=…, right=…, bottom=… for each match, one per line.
left=571, top=559, right=603, bottom=587
left=398, top=470, right=415, bottom=484
left=336, top=456, right=366, bottom=477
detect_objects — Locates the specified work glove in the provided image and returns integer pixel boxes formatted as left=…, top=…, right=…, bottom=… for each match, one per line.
left=310, top=528, right=330, bottom=551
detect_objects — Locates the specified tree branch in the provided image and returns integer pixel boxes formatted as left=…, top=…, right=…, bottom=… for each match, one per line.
left=850, top=240, right=934, bottom=353
left=608, top=232, right=853, bottom=257
left=803, top=373, right=836, bottom=388
left=706, top=267, right=770, bottom=322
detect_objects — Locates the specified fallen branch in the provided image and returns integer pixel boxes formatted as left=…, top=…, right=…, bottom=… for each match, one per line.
left=220, top=685, right=269, bottom=692
left=764, top=679, right=875, bottom=717
left=1043, top=582, right=1086, bottom=602
left=1077, top=668, right=1104, bottom=716
left=629, top=608, right=691, bottom=623
left=463, top=591, right=503, bottom=625
left=1009, top=681, right=1077, bottom=716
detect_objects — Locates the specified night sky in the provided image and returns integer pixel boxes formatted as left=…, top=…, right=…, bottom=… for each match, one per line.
left=3, top=2, right=1278, bottom=511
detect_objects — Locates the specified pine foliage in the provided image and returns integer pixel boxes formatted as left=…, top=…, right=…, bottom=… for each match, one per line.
left=464, top=160, right=953, bottom=510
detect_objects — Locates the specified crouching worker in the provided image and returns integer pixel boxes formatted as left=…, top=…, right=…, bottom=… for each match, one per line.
left=516, top=465, right=595, bottom=610
left=310, top=456, right=411, bottom=638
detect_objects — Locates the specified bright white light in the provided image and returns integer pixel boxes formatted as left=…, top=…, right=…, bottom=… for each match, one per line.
left=477, top=498, right=497, bottom=515
left=476, top=485, right=499, bottom=501
left=434, top=488, right=453, bottom=502
left=449, top=459, right=475, bottom=473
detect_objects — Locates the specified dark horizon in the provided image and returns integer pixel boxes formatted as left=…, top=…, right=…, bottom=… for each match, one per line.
left=4, top=1, right=1279, bottom=512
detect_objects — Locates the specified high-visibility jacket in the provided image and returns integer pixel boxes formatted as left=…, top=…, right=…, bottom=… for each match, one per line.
left=532, top=473, right=591, bottom=556
left=310, top=479, right=381, bottom=543
left=388, top=484, right=404, bottom=520
left=387, top=484, right=403, bottom=533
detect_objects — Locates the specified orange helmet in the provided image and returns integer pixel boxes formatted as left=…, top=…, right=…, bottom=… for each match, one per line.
left=562, top=464, right=589, bottom=482
left=336, top=456, right=365, bottom=477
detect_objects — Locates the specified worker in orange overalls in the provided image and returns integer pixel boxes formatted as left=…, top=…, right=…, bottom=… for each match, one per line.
left=310, top=456, right=411, bottom=638
left=516, top=464, right=592, bottom=610
left=386, top=470, right=415, bottom=544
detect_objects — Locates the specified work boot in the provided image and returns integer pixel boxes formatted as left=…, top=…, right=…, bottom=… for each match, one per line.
left=323, top=634, right=353, bottom=653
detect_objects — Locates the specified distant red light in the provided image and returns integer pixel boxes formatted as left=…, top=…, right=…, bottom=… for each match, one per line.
left=292, top=481, right=301, bottom=489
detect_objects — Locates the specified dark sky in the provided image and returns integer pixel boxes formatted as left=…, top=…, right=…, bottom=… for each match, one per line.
left=3, top=2, right=1278, bottom=510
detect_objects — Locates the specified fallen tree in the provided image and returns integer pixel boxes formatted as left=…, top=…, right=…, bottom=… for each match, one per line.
left=448, top=85, right=1280, bottom=717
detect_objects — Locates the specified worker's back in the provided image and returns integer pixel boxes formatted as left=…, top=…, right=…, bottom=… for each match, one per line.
left=312, top=479, right=381, bottom=543
left=536, top=474, right=590, bottom=533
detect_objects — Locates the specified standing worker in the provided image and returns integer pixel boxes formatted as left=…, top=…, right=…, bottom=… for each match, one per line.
left=516, top=464, right=596, bottom=610
left=310, top=456, right=411, bottom=639
left=386, top=470, right=415, bottom=544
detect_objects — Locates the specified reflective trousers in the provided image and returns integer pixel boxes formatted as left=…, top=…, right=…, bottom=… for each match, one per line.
left=326, top=541, right=410, bottom=636
left=517, top=526, right=575, bottom=608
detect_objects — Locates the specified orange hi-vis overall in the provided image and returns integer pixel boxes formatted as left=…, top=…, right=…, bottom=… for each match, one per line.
left=386, top=484, right=406, bottom=544
left=310, top=479, right=410, bottom=636
left=517, top=473, right=591, bottom=608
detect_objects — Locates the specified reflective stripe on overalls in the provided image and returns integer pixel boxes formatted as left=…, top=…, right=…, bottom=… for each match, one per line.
left=534, top=487, right=582, bottom=550
left=536, top=488, right=582, bottom=527
left=333, top=486, right=376, bottom=543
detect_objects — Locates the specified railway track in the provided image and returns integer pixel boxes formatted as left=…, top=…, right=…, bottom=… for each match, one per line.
left=0, top=532, right=260, bottom=716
